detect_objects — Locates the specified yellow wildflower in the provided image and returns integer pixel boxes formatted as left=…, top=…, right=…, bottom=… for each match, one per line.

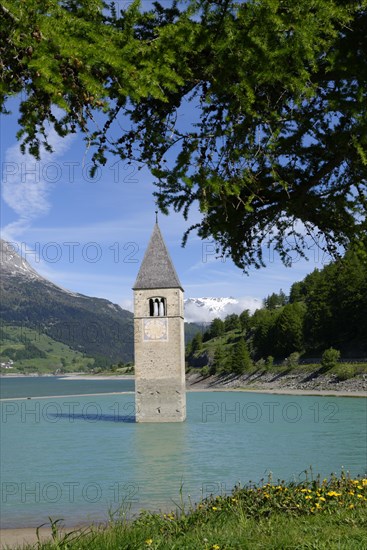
left=319, top=497, right=326, bottom=502
left=348, top=491, right=355, bottom=495
left=349, top=504, right=354, bottom=509
left=327, top=491, right=341, bottom=497
left=305, top=495, right=312, bottom=500
left=212, top=506, right=218, bottom=511
left=357, top=485, right=363, bottom=490
left=362, top=479, right=367, bottom=486
left=145, top=540, right=153, bottom=547
left=315, top=503, right=321, bottom=509
left=357, top=494, right=363, bottom=499
left=212, top=545, right=221, bottom=550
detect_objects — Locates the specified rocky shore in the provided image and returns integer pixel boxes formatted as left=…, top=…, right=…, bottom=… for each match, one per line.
left=186, top=369, right=367, bottom=396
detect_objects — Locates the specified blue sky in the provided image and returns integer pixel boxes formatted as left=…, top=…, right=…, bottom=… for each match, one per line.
left=0, top=97, right=331, bottom=316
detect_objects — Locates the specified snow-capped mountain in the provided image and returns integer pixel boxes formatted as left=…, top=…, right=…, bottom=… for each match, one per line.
left=1, top=239, right=44, bottom=281
left=0, top=239, right=133, bottom=361
left=184, top=296, right=262, bottom=323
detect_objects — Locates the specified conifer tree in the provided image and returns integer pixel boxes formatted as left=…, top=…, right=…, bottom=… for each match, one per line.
left=210, top=318, right=225, bottom=338
left=231, top=338, right=252, bottom=375
left=2, top=0, right=366, bottom=268
left=191, top=332, right=203, bottom=353
left=211, top=343, right=226, bottom=374
left=224, top=314, right=241, bottom=333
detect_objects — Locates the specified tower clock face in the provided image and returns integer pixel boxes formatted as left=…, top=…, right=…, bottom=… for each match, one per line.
left=143, top=318, right=168, bottom=341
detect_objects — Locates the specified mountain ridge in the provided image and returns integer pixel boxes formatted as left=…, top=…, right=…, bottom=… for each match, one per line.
left=0, top=239, right=134, bottom=362
left=0, top=240, right=205, bottom=362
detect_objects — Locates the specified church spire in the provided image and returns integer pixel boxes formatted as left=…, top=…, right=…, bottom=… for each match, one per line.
left=133, top=223, right=183, bottom=290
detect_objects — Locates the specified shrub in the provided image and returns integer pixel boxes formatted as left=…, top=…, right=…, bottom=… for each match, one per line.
left=283, top=352, right=300, bottom=368
left=209, top=363, right=217, bottom=376
left=321, top=347, right=341, bottom=370
left=266, top=355, right=274, bottom=368
left=334, top=364, right=356, bottom=381
left=200, top=365, right=209, bottom=377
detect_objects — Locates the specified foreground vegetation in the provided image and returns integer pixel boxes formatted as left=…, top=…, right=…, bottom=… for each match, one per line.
left=11, top=474, right=367, bottom=550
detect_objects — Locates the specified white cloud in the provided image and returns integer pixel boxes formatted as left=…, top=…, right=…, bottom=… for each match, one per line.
left=1, top=123, right=75, bottom=240
left=184, top=296, right=262, bottom=323
left=119, top=298, right=134, bottom=312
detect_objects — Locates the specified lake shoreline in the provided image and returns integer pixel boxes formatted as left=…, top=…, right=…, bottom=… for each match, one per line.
left=0, top=527, right=53, bottom=549
left=186, top=370, right=367, bottom=397
left=0, top=526, right=92, bottom=549
left=1, top=387, right=366, bottom=400
left=0, top=374, right=135, bottom=380
left=1, top=370, right=366, bottom=399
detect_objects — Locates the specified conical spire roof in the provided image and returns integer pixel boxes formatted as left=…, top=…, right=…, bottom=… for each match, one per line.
left=133, top=223, right=183, bottom=290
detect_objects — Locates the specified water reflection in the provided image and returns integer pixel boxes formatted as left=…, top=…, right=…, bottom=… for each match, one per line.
left=131, top=422, right=189, bottom=512
left=48, top=412, right=135, bottom=423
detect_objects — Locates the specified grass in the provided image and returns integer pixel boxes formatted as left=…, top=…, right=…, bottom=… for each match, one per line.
left=332, top=363, right=367, bottom=380
left=192, top=329, right=367, bottom=381
left=0, top=324, right=94, bottom=373
left=256, top=362, right=367, bottom=377
left=7, top=473, right=367, bottom=550
left=196, top=361, right=367, bottom=384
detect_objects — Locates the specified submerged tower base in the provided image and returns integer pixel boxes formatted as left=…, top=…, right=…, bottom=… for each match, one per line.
left=135, top=379, right=186, bottom=423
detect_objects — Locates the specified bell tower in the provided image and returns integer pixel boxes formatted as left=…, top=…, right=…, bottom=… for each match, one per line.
left=133, top=222, right=186, bottom=422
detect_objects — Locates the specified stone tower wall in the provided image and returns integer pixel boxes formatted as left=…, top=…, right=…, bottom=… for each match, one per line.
left=134, top=288, right=186, bottom=422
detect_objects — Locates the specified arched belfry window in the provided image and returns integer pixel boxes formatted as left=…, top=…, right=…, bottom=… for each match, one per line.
left=149, top=297, right=166, bottom=317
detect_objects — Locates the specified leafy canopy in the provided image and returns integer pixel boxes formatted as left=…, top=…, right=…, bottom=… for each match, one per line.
left=1, top=0, right=367, bottom=268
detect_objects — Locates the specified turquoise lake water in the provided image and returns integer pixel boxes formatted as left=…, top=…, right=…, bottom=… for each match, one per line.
left=0, top=377, right=366, bottom=529
left=0, top=375, right=135, bottom=398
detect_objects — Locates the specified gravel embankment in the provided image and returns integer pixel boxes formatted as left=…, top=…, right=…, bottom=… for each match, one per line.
left=187, top=370, right=367, bottom=396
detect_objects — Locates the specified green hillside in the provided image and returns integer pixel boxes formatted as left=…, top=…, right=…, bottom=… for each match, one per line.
left=0, top=275, right=134, bottom=362
left=0, top=324, right=95, bottom=374
left=1, top=238, right=134, bottom=362
left=187, top=249, right=367, bottom=377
